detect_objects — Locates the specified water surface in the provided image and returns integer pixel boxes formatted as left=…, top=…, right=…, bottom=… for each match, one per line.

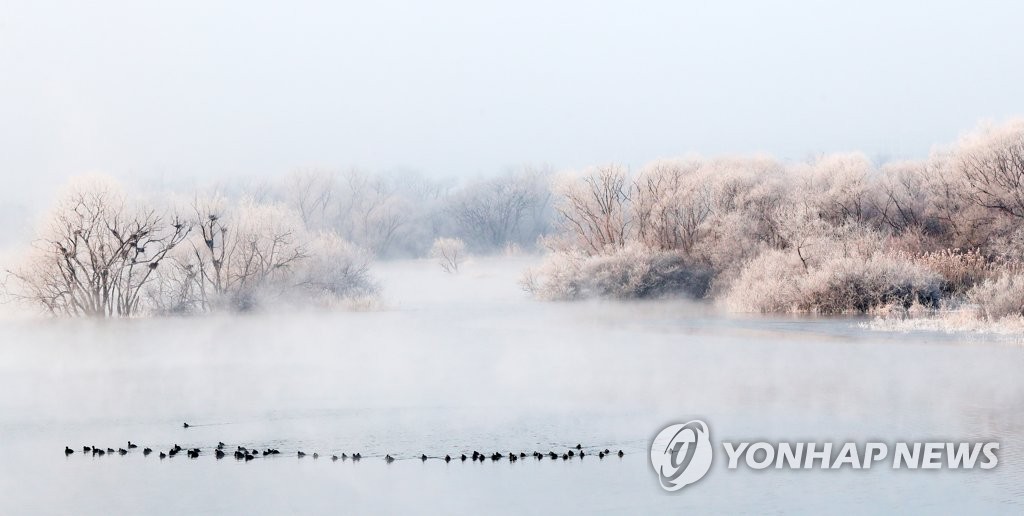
left=0, top=258, right=1021, bottom=514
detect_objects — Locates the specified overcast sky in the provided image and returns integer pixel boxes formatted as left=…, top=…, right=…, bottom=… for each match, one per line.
left=2, top=0, right=1023, bottom=205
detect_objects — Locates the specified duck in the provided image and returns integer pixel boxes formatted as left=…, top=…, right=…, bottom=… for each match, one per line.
left=313, top=453, right=319, bottom=459
left=107, top=448, right=115, bottom=453
left=297, top=451, right=306, bottom=458
left=617, top=450, right=624, bottom=457
left=169, top=448, right=179, bottom=457
left=421, top=454, right=428, bottom=461
left=143, top=448, right=152, bottom=456
left=579, top=451, right=585, bottom=458
left=575, top=444, right=582, bottom=450
left=471, top=451, right=480, bottom=460
left=128, top=441, right=138, bottom=449
left=341, top=453, right=348, bottom=460
left=460, top=454, right=467, bottom=461
left=385, top=454, right=394, bottom=463
left=183, top=422, right=190, bottom=428
left=65, top=447, right=74, bottom=455
left=548, top=452, right=558, bottom=459
left=91, top=447, right=100, bottom=456
left=442, top=454, right=450, bottom=463
left=353, top=453, right=361, bottom=461
left=331, top=455, right=339, bottom=461
left=83, top=446, right=91, bottom=453
left=159, top=452, right=167, bottom=459
left=173, top=444, right=182, bottom=452
left=598, top=451, right=605, bottom=459
left=96, top=449, right=106, bottom=456
left=562, top=453, right=569, bottom=460
left=217, top=442, right=225, bottom=450
left=245, top=454, right=254, bottom=461
left=567, top=450, right=574, bottom=457
left=118, top=448, right=128, bottom=455
left=234, top=451, right=244, bottom=460
left=519, top=452, right=527, bottom=458
left=215, top=449, right=225, bottom=459
left=603, top=448, right=610, bottom=454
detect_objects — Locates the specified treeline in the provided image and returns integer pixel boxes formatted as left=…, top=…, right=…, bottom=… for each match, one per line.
left=524, top=119, right=1024, bottom=320
left=4, top=167, right=554, bottom=317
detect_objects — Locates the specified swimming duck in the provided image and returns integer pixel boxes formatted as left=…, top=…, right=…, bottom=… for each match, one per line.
left=421, top=454, right=428, bottom=461
left=599, top=451, right=605, bottom=459
left=234, top=451, right=244, bottom=460
left=331, top=455, right=339, bottom=461
left=118, top=448, right=128, bottom=455
left=567, top=450, right=574, bottom=457
left=603, top=449, right=610, bottom=454
left=183, top=422, right=190, bottom=428
left=341, top=453, right=348, bottom=460
left=548, top=452, right=558, bottom=459
left=215, top=449, right=225, bottom=459
left=297, top=451, right=306, bottom=458
left=159, top=452, right=166, bottom=459
left=460, top=454, right=467, bottom=461
left=143, top=448, right=152, bottom=456
left=575, top=444, right=582, bottom=450
left=65, top=447, right=74, bottom=455
left=107, top=448, right=115, bottom=453
left=128, top=442, right=138, bottom=449
left=169, top=448, right=179, bottom=457
left=617, top=450, right=624, bottom=457
left=96, top=449, right=106, bottom=456
left=245, top=454, right=254, bottom=461
left=444, top=455, right=451, bottom=463
left=579, top=451, right=585, bottom=458
left=217, top=442, right=225, bottom=450
left=562, top=453, right=569, bottom=460
left=353, top=453, right=361, bottom=460
left=385, top=454, right=394, bottom=463
left=313, top=453, right=319, bottom=459
left=83, top=446, right=91, bottom=453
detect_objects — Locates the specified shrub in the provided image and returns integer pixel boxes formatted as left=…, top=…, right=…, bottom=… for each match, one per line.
left=521, top=244, right=712, bottom=301
left=968, top=274, right=1024, bottom=319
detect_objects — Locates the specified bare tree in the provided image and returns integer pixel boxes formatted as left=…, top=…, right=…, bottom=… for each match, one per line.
left=554, top=165, right=631, bottom=254
left=9, top=177, right=189, bottom=317
left=431, top=237, right=466, bottom=273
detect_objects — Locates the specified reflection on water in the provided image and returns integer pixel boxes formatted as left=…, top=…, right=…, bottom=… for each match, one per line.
left=0, top=258, right=1021, bottom=514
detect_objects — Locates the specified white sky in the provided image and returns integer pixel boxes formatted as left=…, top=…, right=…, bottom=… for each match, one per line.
left=2, top=0, right=1023, bottom=205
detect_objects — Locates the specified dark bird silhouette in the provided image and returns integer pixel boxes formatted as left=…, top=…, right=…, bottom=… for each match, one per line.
left=548, top=452, right=558, bottom=459
left=331, top=455, right=339, bottom=461
left=562, top=453, right=569, bottom=460
left=173, top=444, right=182, bottom=452
left=217, top=442, right=225, bottom=450
left=297, top=451, right=306, bottom=458
left=353, top=453, right=361, bottom=461
left=107, top=448, right=115, bottom=453
left=183, top=422, right=190, bottom=428
left=65, top=447, right=74, bottom=455
left=234, top=451, right=244, bottom=460
left=567, top=450, right=574, bottom=457
left=460, top=454, right=467, bottom=461
left=118, top=448, right=128, bottom=455
left=159, top=452, right=166, bottom=459
left=245, top=454, right=254, bottom=461
left=96, top=449, right=106, bottom=456
left=313, top=453, right=319, bottom=459
left=580, top=451, right=585, bottom=458
left=599, top=451, right=605, bottom=459
left=472, top=451, right=480, bottom=460
left=603, top=449, right=610, bottom=454
left=83, top=446, right=91, bottom=453
left=169, top=448, right=179, bottom=457
left=385, top=454, right=394, bottom=463
left=519, top=452, right=527, bottom=458
left=421, top=454, right=428, bottom=461
left=215, top=449, right=225, bottom=459
left=128, top=441, right=138, bottom=449
left=143, top=448, right=152, bottom=456
left=575, top=444, right=582, bottom=450
left=341, top=453, right=348, bottom=460
left=617, top=450, right=624, bottom=457
left=445, top=455, right=451, bottom=463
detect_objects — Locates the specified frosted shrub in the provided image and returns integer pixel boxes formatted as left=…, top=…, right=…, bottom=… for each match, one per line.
left=430, top=237, right=466, bottom=273
left=725, top=248, right=942, bottom=314
left=969, top=274, right=1024, bottom=319
left=522, top=244, right=711, bottom=301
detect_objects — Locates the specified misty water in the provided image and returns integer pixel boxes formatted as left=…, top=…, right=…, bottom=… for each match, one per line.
left=0, top=257, right=1021, bottom=514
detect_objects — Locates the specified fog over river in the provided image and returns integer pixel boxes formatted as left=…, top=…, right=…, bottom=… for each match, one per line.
left=0, top=258, right=1021, bottom=514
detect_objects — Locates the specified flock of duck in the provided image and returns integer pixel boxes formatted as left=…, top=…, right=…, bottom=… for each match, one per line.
left=64, top=423, right=626, bottom=464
